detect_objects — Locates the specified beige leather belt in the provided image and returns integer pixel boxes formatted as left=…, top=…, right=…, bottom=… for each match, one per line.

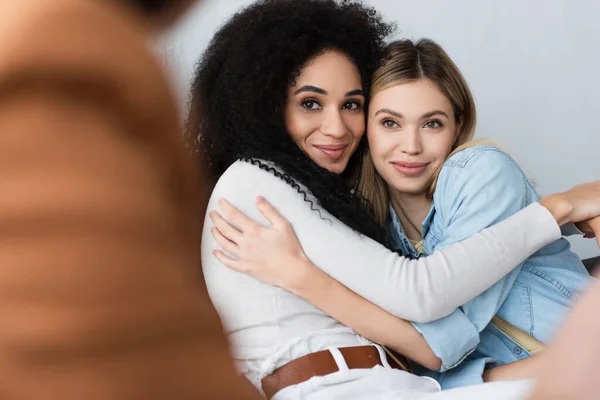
left=491, top=316, right=546, bottom=355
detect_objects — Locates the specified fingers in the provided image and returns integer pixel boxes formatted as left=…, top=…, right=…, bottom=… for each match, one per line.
left=211, top=227, right=238, bottom=255
left=589, top=216, right=600, bottom=247
left=256, top=196, right=287, bottom=228
left=209, top=211, right=242, bottom=243
left=218, top=198, right=259, bottom=233
left=577, top=220, right=593, bottom=236
left=213, top=249, right=243, bottom=272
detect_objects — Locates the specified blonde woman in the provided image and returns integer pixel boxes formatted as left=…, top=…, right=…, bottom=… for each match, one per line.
left=208, top=37, right=600, bottom=398
left=355, top=39, right=594, bottom=388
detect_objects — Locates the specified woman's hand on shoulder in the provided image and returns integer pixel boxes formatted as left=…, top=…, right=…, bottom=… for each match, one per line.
left=209, top=196, right=314, bottom=290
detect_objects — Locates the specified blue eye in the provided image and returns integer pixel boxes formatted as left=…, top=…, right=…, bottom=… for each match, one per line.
left=301, top=99, right=321, bottom=110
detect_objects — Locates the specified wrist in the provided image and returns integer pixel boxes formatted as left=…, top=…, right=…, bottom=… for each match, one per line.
left=283, top=257, right=318, bottom=296
left=539, top=193, right=573, bottom=226
left=287, top=258, right=333, bottom=303
left=483, top=353, right=544, bottom=382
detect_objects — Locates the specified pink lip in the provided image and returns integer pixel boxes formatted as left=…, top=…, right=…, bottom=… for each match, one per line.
left=314, top=144, right=348, bottom=159
left=391, top=161, right=429, bottom=176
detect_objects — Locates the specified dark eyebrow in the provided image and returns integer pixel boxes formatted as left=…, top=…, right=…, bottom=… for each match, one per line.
left=374, top=108, right=403, bottom=119
left=421, top=110, right=450, bottom=119
left=294, top=85, right=328, bottom=95
left=345, top=89, right=364, bottom=97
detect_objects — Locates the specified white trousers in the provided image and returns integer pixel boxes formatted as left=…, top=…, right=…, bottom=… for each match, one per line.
left=272, top=365, right=535, bottom=400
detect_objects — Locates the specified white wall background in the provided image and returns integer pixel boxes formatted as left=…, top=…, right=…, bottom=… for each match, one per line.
left=160, top=0, right=600, bottom=259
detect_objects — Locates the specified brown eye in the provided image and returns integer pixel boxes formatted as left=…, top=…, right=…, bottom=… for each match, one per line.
left=301, top=100, right=321, bottom=110
left=343, top=100, right=361, bottom=110
left=423, top=119, right=443, bottom=129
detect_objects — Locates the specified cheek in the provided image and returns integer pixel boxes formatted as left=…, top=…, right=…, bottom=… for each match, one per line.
left=428, top=134, right=456, bottom=163
left=285, top=107, right=313, bottom=145
left=366, top=127, right=391, bottom=167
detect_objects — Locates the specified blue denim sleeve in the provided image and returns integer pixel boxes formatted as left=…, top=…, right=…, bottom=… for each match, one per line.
left=436, top=356, right=499, bottom=390
left=413, top=147, right=533, bottom=372
left=412, top=309, right=480, bottom=371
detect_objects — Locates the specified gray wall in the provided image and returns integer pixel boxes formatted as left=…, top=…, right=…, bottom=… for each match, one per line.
left=160, top=0, right=600, bottom=259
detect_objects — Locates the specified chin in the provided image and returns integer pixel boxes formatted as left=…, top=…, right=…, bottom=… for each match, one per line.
left=313, top=156, right=348, bottom=174
left=389, top=180, right=429, bottom=196
left=325, top=164, right=346, bottom=175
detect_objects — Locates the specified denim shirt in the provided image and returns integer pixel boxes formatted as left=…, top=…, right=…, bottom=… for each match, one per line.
left=388, top=145, right=592, bottom=389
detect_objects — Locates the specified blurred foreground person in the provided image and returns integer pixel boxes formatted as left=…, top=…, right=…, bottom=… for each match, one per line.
left=0, top=0, right=258, bottom=399
left=529, top=269, right=600, bottom=400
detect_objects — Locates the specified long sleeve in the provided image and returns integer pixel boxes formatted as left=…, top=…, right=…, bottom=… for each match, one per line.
left=0, top=1, right=259, bottom=399
left=210, top=160, right=562, bottom=324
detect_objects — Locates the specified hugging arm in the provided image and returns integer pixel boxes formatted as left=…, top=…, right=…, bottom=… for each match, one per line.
left=207, top=162, right=581, bottom=324
left=211, top=196, right=441, bottom=369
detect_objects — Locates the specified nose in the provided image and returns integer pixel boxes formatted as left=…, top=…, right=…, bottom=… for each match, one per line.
left=400, top=128, right=423, bottom=156
left=320, top=108, right=349, bottom=139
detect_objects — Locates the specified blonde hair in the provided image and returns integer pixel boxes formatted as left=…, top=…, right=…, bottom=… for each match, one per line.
left=358, top=39, right=481, bottom=225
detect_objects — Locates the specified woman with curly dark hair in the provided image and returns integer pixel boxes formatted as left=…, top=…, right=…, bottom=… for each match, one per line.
left=189, top=0, right=392, bottom=245
left=192, top=0, right=600, bottom=398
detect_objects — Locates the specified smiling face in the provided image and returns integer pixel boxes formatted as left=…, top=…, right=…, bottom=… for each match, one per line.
left=284, top=50, right=365, bottom=174
left=367, top=78, right=460, bottom=196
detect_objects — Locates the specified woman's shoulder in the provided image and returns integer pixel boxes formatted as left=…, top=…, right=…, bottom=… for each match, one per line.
left=442, top=144, right=521, bottom=171
left=211, top=159, right=313, bottom=203
left=438, top=144, right=530, bottom=186
left=215, top=159, right=280, bottom=187
left=434, top=144, right=532, bottom=203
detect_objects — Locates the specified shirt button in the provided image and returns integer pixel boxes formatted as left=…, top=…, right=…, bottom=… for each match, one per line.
left=514, top=347, right=522, bottom=355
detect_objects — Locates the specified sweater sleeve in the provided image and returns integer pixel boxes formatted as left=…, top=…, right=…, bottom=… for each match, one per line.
left=210, top=161, right=562, bottom=323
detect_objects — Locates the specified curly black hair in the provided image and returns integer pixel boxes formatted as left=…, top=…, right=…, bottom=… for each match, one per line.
left=188, top=0, right=394, bottom=245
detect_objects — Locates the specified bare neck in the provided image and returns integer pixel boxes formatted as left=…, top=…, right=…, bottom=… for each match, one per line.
left=389, top=190, right=431, bottom=242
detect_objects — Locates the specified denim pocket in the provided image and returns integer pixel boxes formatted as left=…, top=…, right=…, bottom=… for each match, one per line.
left=496, top=283, right=533, bottom=336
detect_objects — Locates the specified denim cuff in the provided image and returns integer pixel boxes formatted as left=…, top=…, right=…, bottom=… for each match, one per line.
left=412, top=309, right=480, bottom=372
left=436, top=356, right=499, bottom=389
